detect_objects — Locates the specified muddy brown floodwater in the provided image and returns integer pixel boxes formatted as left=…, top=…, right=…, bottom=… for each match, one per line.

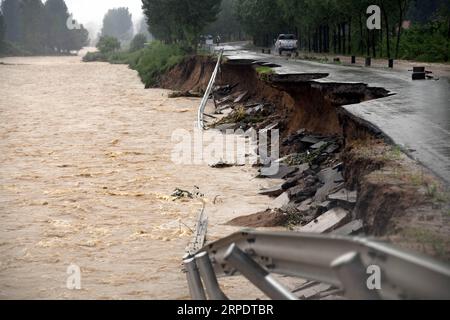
left=0, top=54, right=274, bottom=299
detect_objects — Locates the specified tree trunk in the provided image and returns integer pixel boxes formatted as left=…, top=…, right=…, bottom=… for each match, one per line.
left=342, top=23, right=346, bottom=54
left=448, top=16, right=450, bottom=41
left=348, top=19, right=352, bottom=54
left=326, top=24, right=330, bottom=52
left=367, top=29, right=370, bottom=56
left=308, top=28, right=311, bottom=52
left=338, top=25, right=342, bottom=53
left=395, top=0, right=406, bottom=59
left=318, top=26, right=322, bottom=52
left=372, top=30, right=376, bottom=58
left=379, top=26, right=383, bottom=57
left=333, top=27, right=337, bottom=53
left=381, top=3, right=391, bottom=59
left=359, top=14, right=364, bottom=55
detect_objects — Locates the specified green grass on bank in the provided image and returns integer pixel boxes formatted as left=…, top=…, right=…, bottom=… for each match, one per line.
left=83, top=41, right=186, bottom=88
left=255, top=66, right=274, bottom=75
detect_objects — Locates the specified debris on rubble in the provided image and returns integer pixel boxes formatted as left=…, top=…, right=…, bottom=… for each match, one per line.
left=207, top=82, right=362, bottom=240
left=297, top=198, right=313, bottom=212
left=209, top=160, right=244, bottom=168
left=281, top=173, right=304, bottom=190
left=214, top=83, right=239, bottom=96
left=271, top=192, right=290, bottom=209
left=288, top=176, right=320, bottom=203
left=168, top=90, right=203, bottom=98
left=295, top=283, right=336, bottom=300
left=172, top=188, right=194, bottom=200
left=171, top=186, right=204, bottom=201
left=214, top=123, right=237, bottom=132
left=314, top=168, right=345, bottom=202
left=258, top=163, right=297, bottom=179
left=328, top=189, right=357, bottom=204
left=296, top=207, right=349, bottom=233
left=226, top=208, right=289, bottom=228
left=233, top=91, right=248, bottom=103
left=332, top=219, right=364, bottom=236
left=259, top=184, right=284, bottom=197
left=210, top=105, right=276, bottom=131
left=311, top=141, right=328, bottom=150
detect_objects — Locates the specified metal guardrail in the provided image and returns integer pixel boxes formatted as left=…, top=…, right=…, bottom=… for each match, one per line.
left=183, top=231, right=450, bottom=300
left=197, top=50, right=224, bottom=130
left=184, top=203, right=208, bottom=258
left=188, top=47, right=450, bottom=301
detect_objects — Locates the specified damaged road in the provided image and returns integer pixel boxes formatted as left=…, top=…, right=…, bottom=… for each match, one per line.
left=158, top=44, right=450, bottom=298
left=218, top=45, right=450, bottom=185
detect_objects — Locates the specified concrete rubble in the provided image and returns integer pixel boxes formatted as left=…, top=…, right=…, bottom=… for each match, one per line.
left=207, top=81, right=368, bottom=300
left=209, top=82, right=362, bottom=239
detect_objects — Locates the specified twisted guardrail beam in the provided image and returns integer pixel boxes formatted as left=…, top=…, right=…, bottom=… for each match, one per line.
left=197, top=50, right=224, bottom=130
left=183, top=231, right=450, bottom=300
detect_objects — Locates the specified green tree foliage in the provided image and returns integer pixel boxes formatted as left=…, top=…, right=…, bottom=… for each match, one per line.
left=400, top=2, right=450, bottom=62
left=0, top=0, right=89, bottom=55
left=1, top=0, right=22, bottom=42
left=142, top=0, right=221, bottom=50
left=137, top=17, right=154, bottom=41
left=0, top=12, right=5, bottom=46
left=66, top=26, right=90, bottom=52
left=235, top=0, right=288, bottom=47
left=231, top=0, right=450, bottom=61
left=44, top=0, right=69, bottom=52
left=130, top=33, right=147, bottom=52
left=97, top=35, right=121, bottom=54
left=101, top=7, right=133, bottom=43
left=20, top=0, right=46, bottom=53
left=204, top=0, right=244, bottom=41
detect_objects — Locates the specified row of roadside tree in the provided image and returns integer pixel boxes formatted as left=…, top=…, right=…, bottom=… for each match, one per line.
left=232, top=0, right=450, bottom=62
left=141, top=0, right=450, bottom=62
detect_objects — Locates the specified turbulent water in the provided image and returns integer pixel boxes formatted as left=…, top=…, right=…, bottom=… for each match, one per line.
left=0, top=54, right=272, bottom=299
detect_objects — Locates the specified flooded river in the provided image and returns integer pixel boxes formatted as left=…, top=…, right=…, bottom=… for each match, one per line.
left=0, top=54, right=272, bottom=299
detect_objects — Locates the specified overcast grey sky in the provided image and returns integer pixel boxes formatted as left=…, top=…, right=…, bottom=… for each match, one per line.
left=65, top=0, right=144, bottom=26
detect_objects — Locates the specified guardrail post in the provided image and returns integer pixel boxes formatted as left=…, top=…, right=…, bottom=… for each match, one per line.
left=195, top=252, right=228, bottom=300
left=183, top=257, right=207, bottom=300
left=331, top=251, right=381, bottom=300
left=224, top=243, right=297, bottom=300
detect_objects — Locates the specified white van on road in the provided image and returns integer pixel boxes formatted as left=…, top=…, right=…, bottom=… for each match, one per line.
left=274, top=34, right=298, bottom=55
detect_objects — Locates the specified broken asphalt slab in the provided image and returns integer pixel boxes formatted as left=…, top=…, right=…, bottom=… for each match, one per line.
left=328, top=189, right=357, bottom=204
left=259, top=164, right=298, bottom=180
left=296, top=207, right=349, bottom=233
left=220, top=47, right=450, bottom=185
left=314, top=168, right=345, bottom=202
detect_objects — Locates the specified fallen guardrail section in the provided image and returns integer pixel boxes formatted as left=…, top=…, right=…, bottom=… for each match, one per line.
left=185, top=203, right=208, bottom=258
left=183, top=231, right=450, bottom=300
left=197, top=49, right=223, bottom=130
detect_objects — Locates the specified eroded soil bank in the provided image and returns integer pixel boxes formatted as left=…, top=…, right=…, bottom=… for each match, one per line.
left=161, top=55, right=450, bottom=261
